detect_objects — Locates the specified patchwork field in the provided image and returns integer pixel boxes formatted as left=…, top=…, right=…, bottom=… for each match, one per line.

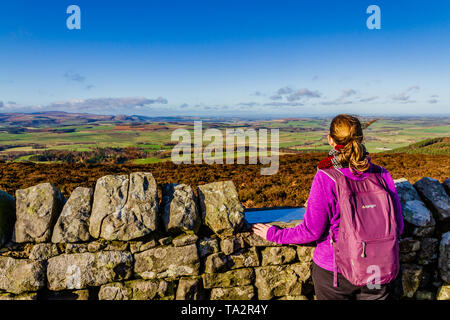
left=0, top=113, right=449, bottom=164
left=0, top=112, right=448, bottom=209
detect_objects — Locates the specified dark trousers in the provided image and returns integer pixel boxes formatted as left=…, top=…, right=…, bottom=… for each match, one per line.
left=311, top=262, right=393, bottom=300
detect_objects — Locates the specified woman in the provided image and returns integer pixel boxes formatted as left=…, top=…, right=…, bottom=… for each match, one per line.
left=252, top=114, right=404, bottom=300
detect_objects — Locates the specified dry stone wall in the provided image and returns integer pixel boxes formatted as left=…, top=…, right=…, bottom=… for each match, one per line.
left=0, top=172, right=448, bottom=300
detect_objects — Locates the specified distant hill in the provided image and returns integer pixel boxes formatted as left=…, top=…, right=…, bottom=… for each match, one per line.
left=0, top=111, right=141, bottom=127
left=0, top=111, right=205, bottom=127
left=389, top=137, right=450, bottom=155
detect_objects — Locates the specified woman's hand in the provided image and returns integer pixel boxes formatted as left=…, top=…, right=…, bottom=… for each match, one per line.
left=252, top=223, right=272, bottom=240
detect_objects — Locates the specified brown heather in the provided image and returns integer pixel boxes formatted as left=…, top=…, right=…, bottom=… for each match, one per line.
left=0, top=152, right=448, bottom=208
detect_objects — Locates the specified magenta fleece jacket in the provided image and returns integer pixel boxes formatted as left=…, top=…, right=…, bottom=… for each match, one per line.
left=266, top=162, right=404, bottom=272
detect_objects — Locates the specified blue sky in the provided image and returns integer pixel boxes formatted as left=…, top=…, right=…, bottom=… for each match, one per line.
left=0, top=0, right=449, bottom=117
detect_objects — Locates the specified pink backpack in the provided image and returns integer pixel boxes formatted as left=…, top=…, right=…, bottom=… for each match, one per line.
left=320, top=165, right=400, bottom=287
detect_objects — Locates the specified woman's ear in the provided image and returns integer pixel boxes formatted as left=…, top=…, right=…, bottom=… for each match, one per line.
left=328, top=134, right=335, bottom=147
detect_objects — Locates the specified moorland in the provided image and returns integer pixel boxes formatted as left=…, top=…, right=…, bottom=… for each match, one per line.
left=0, top=111, right=448, bottom=208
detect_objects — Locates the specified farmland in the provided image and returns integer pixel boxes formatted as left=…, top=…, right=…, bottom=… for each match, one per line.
left=0, top=112, right=448, bottom=209
left=0, top=112, right=449, bottom=164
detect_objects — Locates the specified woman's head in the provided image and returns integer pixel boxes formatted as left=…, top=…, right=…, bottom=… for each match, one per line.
left=328, top=114, right=369, bottom=173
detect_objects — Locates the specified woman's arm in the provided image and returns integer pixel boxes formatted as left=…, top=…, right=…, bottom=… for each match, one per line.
left=254, top=171, right=332, bottom=244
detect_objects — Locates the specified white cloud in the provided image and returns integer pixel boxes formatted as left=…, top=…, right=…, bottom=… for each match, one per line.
left=63, top=71, right=95, bottom=90
left=47, top=97, right=168, bottom=111
left=391, top=86, right=420, bottom=102
left=286, top=89, right=321, bottom=101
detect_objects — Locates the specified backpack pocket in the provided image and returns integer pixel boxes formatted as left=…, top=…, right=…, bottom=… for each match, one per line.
left=336, top=235, right=399, bottom=287
left=356, top=236, right=399, bottom=286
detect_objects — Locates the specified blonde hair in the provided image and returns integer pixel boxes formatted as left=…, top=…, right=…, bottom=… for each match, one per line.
left=330, top=114, right=369, bottom=173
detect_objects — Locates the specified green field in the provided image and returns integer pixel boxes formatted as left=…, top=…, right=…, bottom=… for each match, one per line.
left=0, top=116, right=449, bottom=163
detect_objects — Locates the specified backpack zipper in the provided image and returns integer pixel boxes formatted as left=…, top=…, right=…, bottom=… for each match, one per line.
left=361, top=241, right=367, bottom=258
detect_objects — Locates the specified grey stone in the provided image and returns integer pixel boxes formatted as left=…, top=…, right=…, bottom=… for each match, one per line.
left=296, top=246, right=315, bottom=263
left=278, top=295, right=309, bottom=300
left=0, top=190, right=15, bottom=247
left=439, top=231, right=450, bottom=283
left=89, top=172, right=158, bottom=241
left=29, top=243, right=60, bottom=260
left=158, top=236, right=173, bottom=246
left=228, top=247, right=260, bottom=269
left=401, top=264, right=423, bottom=298
left=412, top=226, right=435, bottom=237
left=400, top=252, right=418, bottom=263
left=134, top=243, right=200, bottom=279
left=129, top=240, right=157, bottom=254
left=198, top=237, right=220, bottom=258
left=0, top=292, right=38, bottom=300
left=104, top=241, right=129, bottom=251
left=394, top=179, right=435, bottom=227
left=204, top=247, right=259, bottom=274
left=210, top=285, right=255, bottom=300
left=204, top=252, right=230, bottom=274
left=52, top=187, right=93, bottom=243
left=443, top=178, right=450, bottom=196
left=197, top=181, right=245, bottom=238
left=202, top=268, right=254, bottom=289
left=240, top=231, right=282, bottom=247
left=173, top=234, right=198, bottom=247
left=437, top=285, right=450, bottom=300
left=414, top=290, right=435, bottom=300
left=414, top=177, right=450, bottom=221
left=0, top=256, right=46, bottom=294
left=47, top=251, right=133, bottom=291
left=161, top=184, right=200, bottom=234
left=261, top=246, right=297, bottom=266
left=255, top=264, right=304, bottom=300
left=220, top=236, right=245, bottom=255
left=399, top=238, right=421, bottom=252
left=99, top=279, right=176, bottom=300
left=290, top=262, right=313, bottom=282
left=87, top=240, right=107, bottom=252
left=65, top=243, right=89, bottom=254
left=13, top=183, right=65, bottom=243
left=417, top=238, right=439, bottom=265
left=176, top=277, right=203, bottom=300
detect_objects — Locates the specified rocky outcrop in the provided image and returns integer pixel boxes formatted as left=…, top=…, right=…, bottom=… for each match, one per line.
left=89, top=173, right=159, bottom=241
left=13, top=183, right=65, bottom=243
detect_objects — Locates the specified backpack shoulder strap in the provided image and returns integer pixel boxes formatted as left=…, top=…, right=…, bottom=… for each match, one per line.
left=369, top=164, right=388, bottom=189
left=318, top=167, right=344, bottom=183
